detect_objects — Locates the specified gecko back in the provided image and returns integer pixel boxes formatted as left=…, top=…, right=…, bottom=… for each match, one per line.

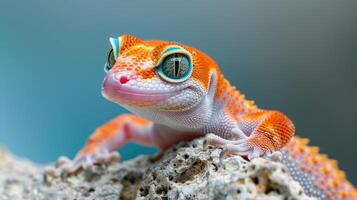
left=280, top=137, right=357, bottom=199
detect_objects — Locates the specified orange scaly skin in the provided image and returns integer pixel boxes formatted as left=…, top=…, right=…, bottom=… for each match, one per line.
left=53, top=35, right=356, bottom=199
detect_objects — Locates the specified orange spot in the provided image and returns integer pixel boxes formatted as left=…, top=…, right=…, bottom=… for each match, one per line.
left=298, top=146, right=305, bottom=153
left=307, top=167, right=313, bottom=173
left=314, top=172, right=320, bottom=177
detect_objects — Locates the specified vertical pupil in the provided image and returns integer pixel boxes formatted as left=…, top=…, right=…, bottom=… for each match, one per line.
left=174, top=54, right=180, bottom=77
left=108, top=49, right=115, bottom=67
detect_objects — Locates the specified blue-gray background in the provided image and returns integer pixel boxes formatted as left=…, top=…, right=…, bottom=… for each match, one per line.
left=0, top=1, right=356, bottom=184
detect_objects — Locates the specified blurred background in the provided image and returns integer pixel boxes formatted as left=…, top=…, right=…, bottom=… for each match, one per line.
left=0, top=0, right=356, bottom=184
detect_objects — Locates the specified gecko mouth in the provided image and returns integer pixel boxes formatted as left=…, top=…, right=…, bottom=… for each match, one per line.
left=101, top=73, right=192, bottom=106
left=102, top=87, right=184, bottom=106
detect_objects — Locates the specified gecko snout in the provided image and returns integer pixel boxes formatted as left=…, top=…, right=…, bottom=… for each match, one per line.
left=102, top=72, right=130, bottom=92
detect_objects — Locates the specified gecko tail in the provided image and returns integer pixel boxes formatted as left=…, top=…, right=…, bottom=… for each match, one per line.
left=280, top=136, right=357, bottom=200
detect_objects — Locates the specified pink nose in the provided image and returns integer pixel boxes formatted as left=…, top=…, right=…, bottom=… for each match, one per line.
left=102, top=73, right=130, bottom=92
left=119, top=75, right=129, bottom=84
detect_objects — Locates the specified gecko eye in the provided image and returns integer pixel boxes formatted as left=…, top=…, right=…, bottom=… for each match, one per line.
left=104, top=48, right=116, bottom=72
left=157, top=53, right=192, bottom=83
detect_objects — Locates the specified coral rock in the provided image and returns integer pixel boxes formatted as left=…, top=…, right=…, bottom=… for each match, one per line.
left=0, top=138, right=314, bottom=200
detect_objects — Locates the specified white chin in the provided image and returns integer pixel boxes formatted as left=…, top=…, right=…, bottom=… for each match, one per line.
left=155, top=89, right=202, bottom=111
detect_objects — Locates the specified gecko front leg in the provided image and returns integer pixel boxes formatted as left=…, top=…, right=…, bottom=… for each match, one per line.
left=205, top=110, right=295, bottom=160
left=46, top=114, right=157, bottom=176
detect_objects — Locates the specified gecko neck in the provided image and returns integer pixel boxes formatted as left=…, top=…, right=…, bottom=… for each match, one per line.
left=214, top=71, right=257, bottom=118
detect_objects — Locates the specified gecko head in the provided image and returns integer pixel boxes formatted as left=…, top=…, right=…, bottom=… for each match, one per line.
left=102, top=34, right=218, bottom=115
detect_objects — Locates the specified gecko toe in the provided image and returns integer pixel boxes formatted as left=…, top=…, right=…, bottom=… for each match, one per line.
left=46, top=148, right=122, bottom=178
left=55, top=156, right=71, bottom=167
left=82, top=156, right=94, bottom=169
left=232, top=142, right=250, bottom=151
left=264, top=151, right=282, bottom=161
left=108, top=151, right=121, bottom=163
left=44, top=166, right=60, bottom=177
left=247, top=148, right=261, bottom=160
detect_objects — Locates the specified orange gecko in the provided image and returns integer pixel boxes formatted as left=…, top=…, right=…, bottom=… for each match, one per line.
left=53, top=35, right=356, bottom=199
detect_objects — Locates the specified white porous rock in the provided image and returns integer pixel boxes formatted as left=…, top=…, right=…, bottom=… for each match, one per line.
left=0, top=137, right=315, bottom=200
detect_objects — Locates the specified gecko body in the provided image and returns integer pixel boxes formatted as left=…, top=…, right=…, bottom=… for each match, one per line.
left=55, top=35, right=356, bottom=199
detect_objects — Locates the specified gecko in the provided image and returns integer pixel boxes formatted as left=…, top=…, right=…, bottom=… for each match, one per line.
left=50, top=35, right=357, bottom=199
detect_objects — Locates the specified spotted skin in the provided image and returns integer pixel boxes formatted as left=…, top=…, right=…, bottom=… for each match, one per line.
left=281, top=137, right=357, bottom=199
left=52, top=35, right=356, bottom=199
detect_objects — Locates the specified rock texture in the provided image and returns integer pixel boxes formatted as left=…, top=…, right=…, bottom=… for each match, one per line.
left=0, top=138, right=315, bottom=200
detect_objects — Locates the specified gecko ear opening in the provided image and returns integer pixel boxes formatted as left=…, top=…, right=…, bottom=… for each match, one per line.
left=207, top=71, right=217, bottom=97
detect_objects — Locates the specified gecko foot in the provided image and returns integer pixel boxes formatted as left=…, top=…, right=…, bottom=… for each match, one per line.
left=205, top=133, right=266, bottom=160
left=45, top=148, right=120, bottom=177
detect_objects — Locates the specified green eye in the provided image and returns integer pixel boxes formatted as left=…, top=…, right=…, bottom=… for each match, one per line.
left=104, top=48, right=116, bottom=72
left=157, top=53, right=192, bottom=83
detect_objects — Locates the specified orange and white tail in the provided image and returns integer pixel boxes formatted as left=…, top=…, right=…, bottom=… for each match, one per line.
left=280, top=137, right=357, bottom=200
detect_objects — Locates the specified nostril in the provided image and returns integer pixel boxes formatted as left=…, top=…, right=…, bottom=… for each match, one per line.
left=119, top=75, right=129, bottom=84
